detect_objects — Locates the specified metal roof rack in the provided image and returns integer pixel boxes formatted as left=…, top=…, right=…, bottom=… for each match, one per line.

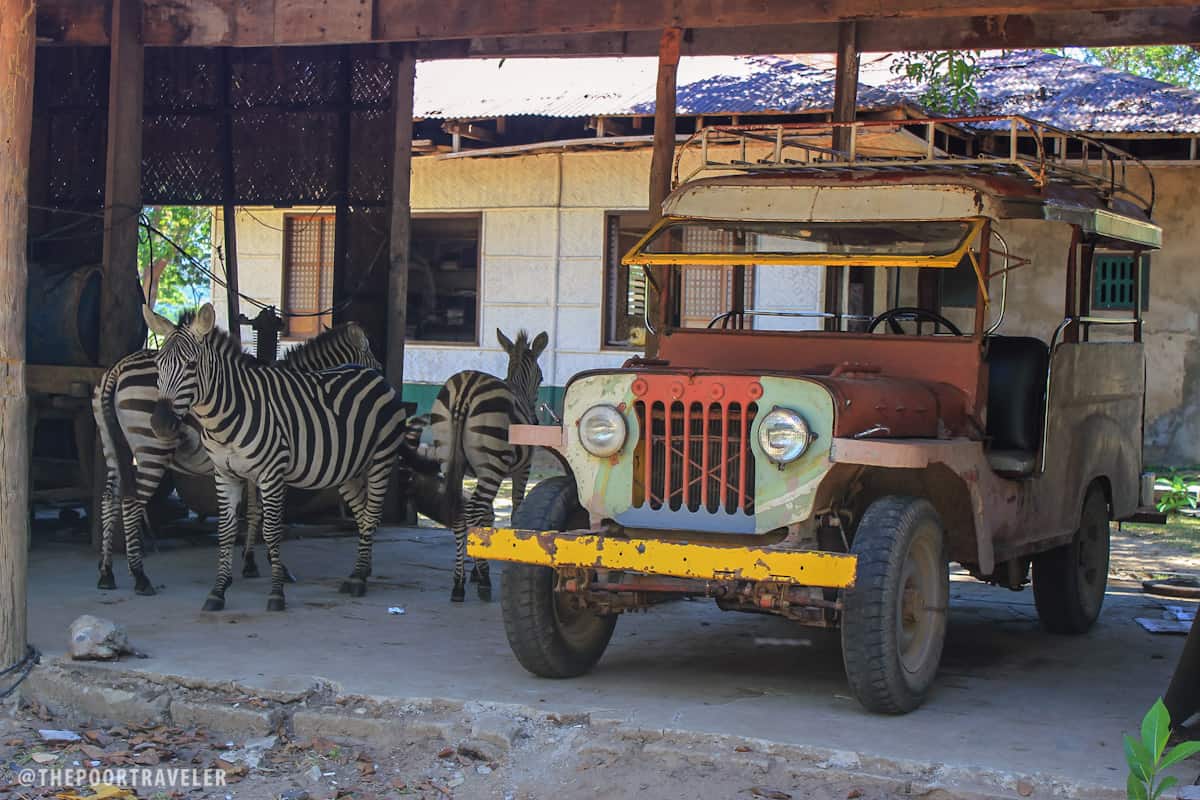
left=672, top=115, right=1155, bottom=217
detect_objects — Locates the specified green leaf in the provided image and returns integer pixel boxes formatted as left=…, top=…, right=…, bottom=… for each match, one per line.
left=1159, top=740, right=1200, bottom=770
left=1143, top=699, right=1171, bottom=761
left=1151, top=774, right=1179, bottom=800
left=1126, top=734, right=1154, bottom=781
left=1128, top=771, right=1149, bottom=800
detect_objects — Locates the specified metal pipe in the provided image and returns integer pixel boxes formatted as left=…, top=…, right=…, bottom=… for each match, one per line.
left=985, top=229, right=1010, bottom=335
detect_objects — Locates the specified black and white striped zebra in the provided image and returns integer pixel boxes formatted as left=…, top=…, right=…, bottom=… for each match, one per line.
left=93, top=320, right=383, bottom=594
left=143, top=303, right=426, bottom=612
left=430, top=328, right=548, bottom=602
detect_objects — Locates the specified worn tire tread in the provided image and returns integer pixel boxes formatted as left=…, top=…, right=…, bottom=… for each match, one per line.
left=500, top=476, right=616, bottom=678
left=841, top=496, right=948, bottom=715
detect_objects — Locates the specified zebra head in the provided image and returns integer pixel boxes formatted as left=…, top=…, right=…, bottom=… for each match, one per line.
left=143, top=303, right=216, bottom=440
left=496, top=328, right=549, bottom=408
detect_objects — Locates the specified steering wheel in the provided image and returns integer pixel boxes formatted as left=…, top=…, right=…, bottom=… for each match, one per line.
left=868, top=306, right=963, bottom=336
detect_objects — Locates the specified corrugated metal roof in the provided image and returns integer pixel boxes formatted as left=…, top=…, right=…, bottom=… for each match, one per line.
left=883, top=50, right=1200, bottom=135
left=414, top=55, right=904, bottom=119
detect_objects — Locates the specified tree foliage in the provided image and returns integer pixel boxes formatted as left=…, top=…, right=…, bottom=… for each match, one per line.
left=890, top=50, right=984, bottom=114
left=138, top=206, right=212, bottom=319
left=1079, top=46, right=1200, bottom=90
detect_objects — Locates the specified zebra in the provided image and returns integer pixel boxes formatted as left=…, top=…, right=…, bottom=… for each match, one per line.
left=93, top=317, right=383, bottom=596
left=143, top=302, right=430, bottom=612
left=430, top=328, right=548, bottom=602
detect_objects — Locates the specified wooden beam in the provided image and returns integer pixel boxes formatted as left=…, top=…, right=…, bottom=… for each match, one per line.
left=38, top=0, right=1200, bottom=47
left=98, top=0, right=144, bottom=366
left=219, top=47, right=241, bottom=344
left=831, top=21, right=859, bottom=155
left=442, top=121, right=496, bottom=143
left=385, top=44, right=416, bottom=387
left=0, top=0, right=34, bottom=669
left=332, top=48, right=352, bottom=329
left=645, top=27, right=680, bottom=359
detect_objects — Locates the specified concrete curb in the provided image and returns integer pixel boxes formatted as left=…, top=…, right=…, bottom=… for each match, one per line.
left=18, top=659, right=1124, bottom=800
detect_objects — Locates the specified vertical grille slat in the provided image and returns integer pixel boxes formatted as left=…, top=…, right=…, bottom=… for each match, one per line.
left=631, top=382, right=757, bottom=518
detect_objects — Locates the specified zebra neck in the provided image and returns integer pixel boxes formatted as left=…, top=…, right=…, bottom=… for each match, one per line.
left=510, top=387, right=538, bottom=425
left=191, top=349, right=258, bottom=428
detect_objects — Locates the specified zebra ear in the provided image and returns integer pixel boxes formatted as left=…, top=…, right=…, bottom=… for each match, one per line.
left=530, top=331, right=549, bottom=358
left=143, top=305, right=175, bottom=338
left=193, top=303, right=217, bottom=337
left=496, top=328, right=514, bottom=354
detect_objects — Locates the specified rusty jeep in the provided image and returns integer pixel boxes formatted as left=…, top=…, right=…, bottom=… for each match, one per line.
left=469, top=118, right=1161, bottom=713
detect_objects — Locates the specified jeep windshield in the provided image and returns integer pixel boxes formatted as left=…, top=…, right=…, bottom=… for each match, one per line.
left=625, top=218, right=982, bottom=268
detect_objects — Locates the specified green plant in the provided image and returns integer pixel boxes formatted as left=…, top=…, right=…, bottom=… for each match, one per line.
left=1157, top=471, right=1199, bottom=514
left=890, top=51, right=984, bottom=114
left=1125, top=698, right=1200, bottom=799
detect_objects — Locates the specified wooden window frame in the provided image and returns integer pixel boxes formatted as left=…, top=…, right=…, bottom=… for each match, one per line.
left=282, top=213, right=336, bottom=339
left=408, top=211, right=483, bottom=347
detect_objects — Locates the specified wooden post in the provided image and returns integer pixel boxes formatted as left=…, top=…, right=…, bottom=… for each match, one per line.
left=219, top=48, right=241, bottom=343
left=832, top=21, right=859, bottom=155
left=0, top=0, right=34, bottom=667
left=644, top=27, right=681, bottom=357
left=385, top=45, right=416, bottom=387
left=99, top=0, right=145, bottom=366
left=332, top=47, right=353, bottom=328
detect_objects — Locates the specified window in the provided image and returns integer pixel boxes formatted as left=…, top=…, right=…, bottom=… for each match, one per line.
left=604, top=211, right=755, bottom=346
left=283, top=214, right=335, bottom=338
left=604, top=211, right=654, bottom=348
left=1093, top=253, right=1150, bottom=311
left=407, top=215, right=480, bottom=343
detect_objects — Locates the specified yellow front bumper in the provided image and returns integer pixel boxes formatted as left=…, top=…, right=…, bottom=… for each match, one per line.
left=467, top=528, right=857, bottom=588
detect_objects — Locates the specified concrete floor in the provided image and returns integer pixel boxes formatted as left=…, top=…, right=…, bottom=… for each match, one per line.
left=26, top=522, right=1192, bottom=793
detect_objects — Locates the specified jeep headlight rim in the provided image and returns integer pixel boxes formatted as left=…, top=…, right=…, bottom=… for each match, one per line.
left=578, top=404, right=627, bottom=458
left=757, top=407, right=813, bottom=465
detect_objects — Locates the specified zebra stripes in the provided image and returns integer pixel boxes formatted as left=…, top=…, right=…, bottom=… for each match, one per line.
left=145, top=303, right=426, bottom=611
left=430, top=328, right=548, bottom=602
left=93, top=320, right=382, bottom=595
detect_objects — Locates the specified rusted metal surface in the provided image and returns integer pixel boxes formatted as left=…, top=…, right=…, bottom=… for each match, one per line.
left=657, top=329, right=984, bottom=413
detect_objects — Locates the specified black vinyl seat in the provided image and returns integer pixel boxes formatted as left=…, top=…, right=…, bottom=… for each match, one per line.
left=984, top=335, right=1050, bottom=478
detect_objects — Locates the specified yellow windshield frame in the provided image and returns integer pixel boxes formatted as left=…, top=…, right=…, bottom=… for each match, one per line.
left=621, top=216, right=987, bottom=269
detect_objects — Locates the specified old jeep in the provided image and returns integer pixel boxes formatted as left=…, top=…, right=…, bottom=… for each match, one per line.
left=469, top=118, right=1161, bottom=713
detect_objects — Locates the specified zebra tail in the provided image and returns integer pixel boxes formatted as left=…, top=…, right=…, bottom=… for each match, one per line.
left=96, top=367, right=136, bottom=497
left=442, top=414, right=467, bottom=529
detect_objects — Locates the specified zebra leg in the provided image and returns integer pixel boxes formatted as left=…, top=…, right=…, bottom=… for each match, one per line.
left=260, top=482, right=288, bottom=612
left=464, top=460, right=509, bottom=599
left=337, top=463, right=387, bottom=598
left=241, top=482, right=260, bottom=578
left=471, top=505, right=495, bottom=601
left=451, top=511, right=468, bottom=603
left=97, top=471, right=119, bottom=590
left=203, top=476, right=244, bottom=612
left=121, top=497, right=155, bottom=595
left=510, top=462, right=531, bottom=516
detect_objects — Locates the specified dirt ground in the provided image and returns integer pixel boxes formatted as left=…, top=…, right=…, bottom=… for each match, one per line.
left=0, top=697, right=941, bottom=800
left=1111, top=515, right=1200, bottom=582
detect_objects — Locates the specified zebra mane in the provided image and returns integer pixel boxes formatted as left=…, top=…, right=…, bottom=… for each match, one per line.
left=202, top=323, right=260, bottom=367
left=280, top=323, right=363, bottom=366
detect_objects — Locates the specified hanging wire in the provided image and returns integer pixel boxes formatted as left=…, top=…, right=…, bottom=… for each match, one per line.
left=0, top=645, right=40, bottom=700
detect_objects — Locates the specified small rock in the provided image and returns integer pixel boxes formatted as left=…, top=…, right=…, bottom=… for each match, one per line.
left=476, top=765, right=492, bottom=776
left=225, top=735, right=278, bottom=770
left=282, top=791, right=311, bottom=800
left=307, top=764, right=323, bottom=783
left=68, top=615, right=142, bottom=660
left=447, top=774, right=465, bottom=788
left=1017, top=778, right=1035, bottom=797
left=354, top=708, right=367, bottom=716
left=38, top=729, right=81, bottom=743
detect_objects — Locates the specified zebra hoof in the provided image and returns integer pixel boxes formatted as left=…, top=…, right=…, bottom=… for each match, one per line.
left=477, top=584, right=493, bottom=602
left=97, top=572, right=116, bottom=591
left=469, top=565, right=481, bottom=584
left=451, top=582, right=466, bottom=603
left=202, top=595, right=225, bottom=612
left=340, top=578, right=367, bottom=598
left=266, top=596, right=286, bottom=612
left=134, top=580, right=157, bottom=597
left=241, top=560, right=260, bottom=579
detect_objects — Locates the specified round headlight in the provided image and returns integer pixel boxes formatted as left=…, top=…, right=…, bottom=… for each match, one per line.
left=578, top=405, right=627, bottom=458
left=757, top=407, right=813, bottom=465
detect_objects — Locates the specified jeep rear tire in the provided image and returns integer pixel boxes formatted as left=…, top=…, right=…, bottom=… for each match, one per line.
left=841, top=496, right=949, bottom=714
left=1032, top=484, right=1110, bottom=634
left=500, top=476, right=618, bottom=678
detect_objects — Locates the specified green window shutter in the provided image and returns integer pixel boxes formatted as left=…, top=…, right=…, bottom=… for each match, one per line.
left=1093, top=253, right=1150, bottom=311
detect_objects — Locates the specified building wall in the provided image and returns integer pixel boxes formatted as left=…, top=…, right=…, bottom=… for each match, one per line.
left=212, top=157, right=1200, bottom=466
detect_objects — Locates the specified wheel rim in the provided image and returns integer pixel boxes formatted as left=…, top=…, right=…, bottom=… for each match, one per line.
left=552, top=583, right=607, bottom=650
left=1075, top=508, right=1109, bottom=617
left=896, top=524, right=944, bottom=676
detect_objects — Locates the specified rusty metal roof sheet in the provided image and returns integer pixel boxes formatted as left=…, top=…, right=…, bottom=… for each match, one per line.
left=414, top=55, right=906, bottom=119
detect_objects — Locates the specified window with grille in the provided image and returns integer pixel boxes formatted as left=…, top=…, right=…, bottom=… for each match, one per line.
left=1093, top=253, right=1150, bottom=311
left=283, top=214, right=335, bottom=338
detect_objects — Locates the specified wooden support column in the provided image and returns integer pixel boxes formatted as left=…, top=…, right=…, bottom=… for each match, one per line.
left=385, top=45, right=416, bottom=387
left=0, top=0, right=34, bottom=668
left=99, top=0, right=145, bottom=365
left=332, top=47, right=353, bottom=327
left=645, top=27, right=681, bottom=357
left=828, top=22, right=859, bottom=332
left=219, top=48, right=241, bottom=343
